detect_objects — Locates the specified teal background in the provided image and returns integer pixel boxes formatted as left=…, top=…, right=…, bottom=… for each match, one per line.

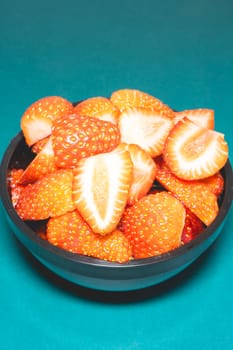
left=1, top=0, right=233, bottom=349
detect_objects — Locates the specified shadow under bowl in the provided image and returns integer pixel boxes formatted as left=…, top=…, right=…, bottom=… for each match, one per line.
left=1, top=132, right=233, bottom=291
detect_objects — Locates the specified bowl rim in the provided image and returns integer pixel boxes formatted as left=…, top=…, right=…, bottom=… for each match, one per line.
left=1, top=131, right=233, bottom=269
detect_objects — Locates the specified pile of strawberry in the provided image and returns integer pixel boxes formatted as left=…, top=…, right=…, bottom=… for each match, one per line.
left=8, top=89, right=229, bottom=263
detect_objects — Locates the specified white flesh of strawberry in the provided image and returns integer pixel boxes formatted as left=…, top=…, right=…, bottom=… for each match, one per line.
left=21, top=118, right=53, bottom=146
left=119, top=108, right=174, bottom=157
left=73, top=149, right=133, bottom=234
left=165, top=118, right=228, bottom=180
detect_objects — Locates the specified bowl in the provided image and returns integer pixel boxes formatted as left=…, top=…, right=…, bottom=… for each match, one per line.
left=1, top=131, right=233, bottom=292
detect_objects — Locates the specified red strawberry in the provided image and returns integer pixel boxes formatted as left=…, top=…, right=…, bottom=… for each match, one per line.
left=31, top=136, right=50, bottom=154
left=110, top=88, right=175, bottom=118
left=47, top=211, right=132, bottom=263
left=201, top=172, right=224, bottom=196
left=118, top=107, right=174, bottom=157
left=21, top=96, right=74, bottom=146
left=19, top=138, right=57, bottom=185
left=174, top=108, right=215, bottom=129
left=73, top=97, right=120, bottom=124
left=117, top=143, right=156, bottom=205
left=163, top=117, right=228, bottom=180
left=120, top=191, right=186, bottom=259
left=153, top=156, right=219, bottom=226
left=72, top=147, right=133, bottom=234
left=15, top=170, right=75, bottom=220
left=52, top=114, right=121, bottom=168
left=181, top=207, right=205, bottom=244
left=7, top=168, right=24, bottom=207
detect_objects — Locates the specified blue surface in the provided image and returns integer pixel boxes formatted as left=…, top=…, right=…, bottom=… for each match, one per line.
left=1, top=0, right=233, bottom=349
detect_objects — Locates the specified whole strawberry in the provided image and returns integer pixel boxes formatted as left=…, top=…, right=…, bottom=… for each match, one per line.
left=52, top=114, right=121, bottom=168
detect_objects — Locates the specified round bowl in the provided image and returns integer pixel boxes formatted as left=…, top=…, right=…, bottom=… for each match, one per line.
left=1, top=132, right=233, bottom=291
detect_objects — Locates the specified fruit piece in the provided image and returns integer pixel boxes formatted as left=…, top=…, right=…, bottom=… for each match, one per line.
left=72, top=148, right=133, bottom=234
left=153, top=156, right=219, bottom=226
left=117, top=143, right=156, bottom=205
left=118, top=107, right=174, bottom=157
left=15, top=170, right=75, bottom=220
left=174, top=108, right=215, bottom=129
left=73, top=97, right=120, bottom=124
left=120, top=192, right=186, bottom=259
left=32, top=136, right=51, bottom=154
left=19, top=138, right=57, bottom=185
left=110, top=88, right=175, bottom=118
left=47, top=211, right=132, bottom=263
left=163, top=117, right=228, bottom=180
left=181, top=207, right=205, bottom=244
left=201, top=172, right=224, bottom=196
left=21, top=96, right=74, bottom=146
left=52, top=113, right=121, bottom=168
left=7, top=168, right=24, bottom=207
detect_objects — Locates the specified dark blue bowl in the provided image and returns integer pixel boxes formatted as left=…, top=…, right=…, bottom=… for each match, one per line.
left=1, top=132, right=233, bottom=291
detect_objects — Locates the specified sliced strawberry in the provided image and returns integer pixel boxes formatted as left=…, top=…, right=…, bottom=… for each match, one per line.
left=174, top=108, right=215, bottom=129
left=52, top=113, right=121, bottom=168
left=120, top=191, right=186, bottom=259
left=110, top=88, right=175, bottom=118
left=201, top=172, right=224, bottom=196
left=7, top=168, right=24, bottom=208
left=19, top=138, right=57, bottom=185
left=181, top=207, right=205, bottom=244
left=117, top=143, right=156, bottom=205
left=21, top=96, right=73, bottom=146
left=47, top=211, right=132, bottom=263
left=73, top=97, right=120, bottom=124
left=163, top=117, right=229, bottom=180
left=72, top=148, right=133, bottom=234
left=31, top=136, right=51, bottom=154
left=118, top=107, right=174, bottom=157
left=153, top=156, right=219, bottom=226
left=15, top=170, right=75, bottom=220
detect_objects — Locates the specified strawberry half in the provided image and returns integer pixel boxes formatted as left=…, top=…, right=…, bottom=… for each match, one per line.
left=117, top=143, right=156, bottom=205
left=73, top=97, right=120, bottom=124
left=120, top=191, right=186, bottom=259
left=16, top=169, right=75, bottom=220
left=21, top=96, right=74, bottom=146
left=181, top=207, right=205, bottom=244
left=174, top=108, right=215, bottom=129
left=72, top=147, right=133, bottom=234
left=52, top=114, right=121, bottom=168
left=118, top=107, right=174, bottom=157
left=163, top=117, right=228, bottom=180
left=110, top=88, right=175, bottom=118
left=19, top=138, right=57, bottom=185
left=153, top=156, right=219, bottom=226
left=7, top=168, right=24, bottom=208
left=47, top=211, right=132, bottom=263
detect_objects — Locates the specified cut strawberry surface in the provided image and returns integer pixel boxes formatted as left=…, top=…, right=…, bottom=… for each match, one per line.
left=153, top=156, right=219, bottom=226
left=21, top=96, right=74, bottom=146
left=118, top=107, right=174, bottom=157
left=19, top=138, right=57, bottom=185
left=72, top=148, right=133, bottom=234
left=16, top=170, right=75, bottom=220
left=120, top=191, right=186, bottom=259
left=117, top=143, right=156, bottom=205
left=110, top=88, right=175, bottom=118
left=47, top=211, right=132, bottom=263
left=52, top=113, right=121, bottom=168
left=174, top=108, right=215, bottom=129
left=74, top=96, right=120, bottom=124
left=163, top=117, right=228, bottom=180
